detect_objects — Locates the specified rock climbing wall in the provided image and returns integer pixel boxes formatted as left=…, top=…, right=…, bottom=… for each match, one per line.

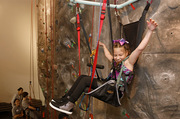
left=37, top=0, right=180, bottom=118
left=126, top=0, right=180, bottom=119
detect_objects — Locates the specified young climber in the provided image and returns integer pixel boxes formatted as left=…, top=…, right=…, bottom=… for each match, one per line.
left=12, top=99, right=24, bottom=119
left=49, top=19, right=158, bottom=114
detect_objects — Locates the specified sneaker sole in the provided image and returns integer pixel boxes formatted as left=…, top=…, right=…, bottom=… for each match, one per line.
left=51, top=99, right=55, bottom=102
left=49, top=102, right=72, bottom=115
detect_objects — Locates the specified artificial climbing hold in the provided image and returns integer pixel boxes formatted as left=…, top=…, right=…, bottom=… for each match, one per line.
left=41, top=48, right=44, bottom=53
left=70, top=16, right=76, bottom=24
left=48, top=46, right=51, bottom=50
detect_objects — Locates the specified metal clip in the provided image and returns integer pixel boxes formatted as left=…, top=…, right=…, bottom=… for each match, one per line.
left=114, top=8, right=120, bottom=16
left=90, top=49, right=96, bottom=57
left=76, top=6, right=81, bottom=14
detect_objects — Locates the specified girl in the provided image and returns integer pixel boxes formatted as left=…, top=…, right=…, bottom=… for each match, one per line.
left=12, top=99, right=24, bottom=119
left=49, top=19, right=158, bottom=114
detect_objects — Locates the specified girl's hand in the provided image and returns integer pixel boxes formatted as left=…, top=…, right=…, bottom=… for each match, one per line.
left=147, top=19, right=158, bottom=31
left=99, top=41, right=105, bottom=47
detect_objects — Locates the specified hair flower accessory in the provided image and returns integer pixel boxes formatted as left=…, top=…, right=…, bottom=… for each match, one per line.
left=113, top=38, right=129, bottom=46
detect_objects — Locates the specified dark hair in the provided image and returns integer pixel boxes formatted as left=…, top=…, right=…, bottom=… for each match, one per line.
left=22, top=92, right=28, bottom=98
left=14, top=98, right=20, bottom=104
left=58, top=113, right=69, bottom=119
left=113, top=42, right=131, bottom=55
left=17, top=87, right=23, bottom=91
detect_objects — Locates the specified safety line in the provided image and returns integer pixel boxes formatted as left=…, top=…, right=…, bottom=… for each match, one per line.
left=30, top=0, right=36, bottom=99
left=35, top=0, right=41, bottom=101
left=45, top=0, right=49, bottom=118
left=88, top=0, right=107, bottom=93
left=30, top=0, right=33, bottom=99
left=76, top=7, right=81, bottom=76
left=50, top=0, right=53, bottom=118
left=53, top=0, right=57, bottom=118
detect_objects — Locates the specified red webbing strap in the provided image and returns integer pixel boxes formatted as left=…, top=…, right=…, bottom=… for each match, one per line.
left=88, top=0, right=107, bottom=92
left=147, top=0, right=153, bottom=4
left=114, top=0, right=118, bottom=12
left=130, top=3, right=135, bottom=10
left=150, top=0, right=153, bottom=4
left=77, top=13, right=81, bottom=76
left=89, top=113, right=94, bottom=119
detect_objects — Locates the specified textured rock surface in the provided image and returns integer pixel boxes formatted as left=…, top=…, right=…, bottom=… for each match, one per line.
left=38, top=0, right=180, bottom=118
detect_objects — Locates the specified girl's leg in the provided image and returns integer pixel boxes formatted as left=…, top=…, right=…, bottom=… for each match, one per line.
left=66, top=75, right=88, bottom=96
left=50, top=75, right=98, bottom=114
left=69, top=76, right=98, bottom=103
left=53, top=75, right=89, bottom=102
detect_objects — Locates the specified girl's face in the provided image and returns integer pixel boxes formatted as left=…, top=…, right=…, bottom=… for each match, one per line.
left=15, top=100, right=20, bottom=106
left=114, top=47, right=128, bottom=63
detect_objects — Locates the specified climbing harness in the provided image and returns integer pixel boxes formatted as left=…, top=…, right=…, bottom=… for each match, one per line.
left=86, top=57, right=133, bottom=107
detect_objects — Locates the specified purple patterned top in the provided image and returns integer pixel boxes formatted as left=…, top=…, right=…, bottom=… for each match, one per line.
left=106, top=62, right=133, bottom=83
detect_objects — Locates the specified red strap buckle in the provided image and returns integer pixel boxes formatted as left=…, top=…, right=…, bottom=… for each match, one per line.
left=77, top=27, right=80, bottom=31
left=100, top=14, right=105, bottom=20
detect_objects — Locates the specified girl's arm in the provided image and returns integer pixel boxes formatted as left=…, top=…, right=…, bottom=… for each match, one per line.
left=128, top=19, right=158, bottom=65
left=99, top=41, right=113, bottom=62
left=14, top=112, right=23, bottom=119
left=28, top=105, right=36, bottom=110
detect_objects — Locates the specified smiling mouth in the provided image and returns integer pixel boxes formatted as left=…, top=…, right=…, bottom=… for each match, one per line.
left=116, top=60, right=122, bottom=63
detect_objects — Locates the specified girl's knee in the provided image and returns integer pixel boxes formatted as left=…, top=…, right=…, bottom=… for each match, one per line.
left=79, top=75, right=87, bottom=77
left=78, top=75, right=90, bottom=79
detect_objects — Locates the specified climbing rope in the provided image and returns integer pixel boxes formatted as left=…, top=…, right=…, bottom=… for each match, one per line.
left=78, top=13, right=100, bottom=79
left=50, top=0, right=55, bottom=118
left=76, top=4, right=81, bottom=76
left=148, top=0, right=153, bottom=4
left=52, top=0, right=57, bottom=118
left=34, top=0, right=41, bottom=101
left=44, top=0, right=49, bottom=118
left=30, top=0, right=36, bottom=99
left=79, top=0, right=105, bottom=113
left=88, top=0, right=107, bottom=93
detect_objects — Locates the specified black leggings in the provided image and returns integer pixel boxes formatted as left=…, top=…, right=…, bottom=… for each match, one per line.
left=66, top=75, right=99, bottom=103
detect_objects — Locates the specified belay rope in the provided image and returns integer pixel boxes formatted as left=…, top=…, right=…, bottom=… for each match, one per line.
left=88, top=0, right=107, bottom=93
left=76, top=4, right=81, bottom=76
left=78, top=13, right=100, bottom=79
left=79, top=0, right=107, bottom=111
left=106, top=0, right=117, bottom=85
left=81, top=0, right=107, bottom=110
left=85, top=56, right=130, bottom=107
